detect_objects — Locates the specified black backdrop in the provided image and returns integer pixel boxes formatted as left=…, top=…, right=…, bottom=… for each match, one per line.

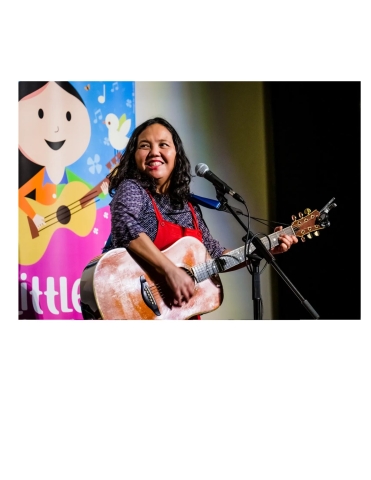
left=265, top=81, right=360, bottom=320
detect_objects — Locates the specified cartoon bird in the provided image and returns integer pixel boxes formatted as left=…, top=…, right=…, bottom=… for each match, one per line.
left=103, top=113, right=131, bottom=152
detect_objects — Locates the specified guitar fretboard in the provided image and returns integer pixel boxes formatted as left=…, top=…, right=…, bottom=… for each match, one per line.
left=191, top=225, right=295, bottom=283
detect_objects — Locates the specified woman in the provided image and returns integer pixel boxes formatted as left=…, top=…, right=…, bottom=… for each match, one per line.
left=107, top=117, right=297, bottom=313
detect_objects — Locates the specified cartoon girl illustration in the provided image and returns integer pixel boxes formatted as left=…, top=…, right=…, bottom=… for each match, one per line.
left=18, top=81, right=108, bottom=265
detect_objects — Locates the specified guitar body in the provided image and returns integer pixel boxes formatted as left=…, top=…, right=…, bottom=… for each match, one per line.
left=19, top=181, right=97, bottom=265
left=80, top=236, right=224, bottom=320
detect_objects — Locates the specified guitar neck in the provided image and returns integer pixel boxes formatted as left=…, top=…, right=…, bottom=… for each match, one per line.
left=80, top=178, right=108, bottom=208
left=79, top=154, right=120, bottom=208
left=191, top=225, right=295, bottom=283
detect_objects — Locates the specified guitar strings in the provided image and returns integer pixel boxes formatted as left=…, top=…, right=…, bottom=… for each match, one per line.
left=42, top=197, right=97, bottom=222
left=142, top=226, right=299, bottom=300
left=37, top=198, right=99, bottom=233
left=41, top=188, right=101, bottom=223
left=149, top=276, right=202, bottom=302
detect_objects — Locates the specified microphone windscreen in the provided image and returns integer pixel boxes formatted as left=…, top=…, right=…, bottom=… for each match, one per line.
left=195, top=163, right=209, bottom=177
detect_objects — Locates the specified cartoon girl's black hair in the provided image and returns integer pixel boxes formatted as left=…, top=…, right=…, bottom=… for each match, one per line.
left=18, top=81, right=85, bottom=105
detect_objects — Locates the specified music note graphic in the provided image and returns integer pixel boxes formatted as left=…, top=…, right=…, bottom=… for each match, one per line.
left=98, top=84, right=106, bottom=104
left=111, top=82, right=119, bottom=92
left=93, top=109, right=103, bottom=124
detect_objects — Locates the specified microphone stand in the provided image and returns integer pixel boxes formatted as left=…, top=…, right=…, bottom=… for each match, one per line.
left=215, top=191, right=320, bottom=320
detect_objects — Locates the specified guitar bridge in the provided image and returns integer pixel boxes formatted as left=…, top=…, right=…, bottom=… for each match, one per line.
left=140, top=275, right=161, bottom=316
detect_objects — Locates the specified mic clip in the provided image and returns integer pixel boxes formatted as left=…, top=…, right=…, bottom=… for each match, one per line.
left=189, top=192, right=244, bottom=216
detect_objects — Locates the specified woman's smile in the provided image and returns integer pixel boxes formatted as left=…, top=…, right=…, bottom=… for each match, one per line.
left=145, top=159, right=165, bottom=169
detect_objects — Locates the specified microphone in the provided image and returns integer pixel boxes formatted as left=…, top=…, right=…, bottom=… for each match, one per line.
left=195, top=163, right=244, bottom=203
left=189, top=193, right=244, bottom=216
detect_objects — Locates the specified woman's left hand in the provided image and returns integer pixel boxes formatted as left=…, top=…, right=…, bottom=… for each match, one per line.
left=270, top=226, right=298, bottom=254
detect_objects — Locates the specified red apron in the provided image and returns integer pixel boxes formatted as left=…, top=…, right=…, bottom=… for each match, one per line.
left=148, top=193, right=203, bottom=319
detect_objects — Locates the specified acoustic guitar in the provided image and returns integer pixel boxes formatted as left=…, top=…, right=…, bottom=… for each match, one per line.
left=18, top=180, right=107, bottom=266
left=18, top=154, right=120, bottom=266
left=80, top=203, right=335, bottom=320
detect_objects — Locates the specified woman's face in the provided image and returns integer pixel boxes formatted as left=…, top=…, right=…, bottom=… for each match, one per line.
left=135, top=123, right=177, bottom=191
left=18, top=82, right=91, bottom=170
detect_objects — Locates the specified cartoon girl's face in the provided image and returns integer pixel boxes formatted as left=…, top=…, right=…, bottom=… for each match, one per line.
left=18, top=82, right=91, bottom=170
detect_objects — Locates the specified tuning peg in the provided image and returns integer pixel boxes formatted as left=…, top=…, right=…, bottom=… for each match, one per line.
left=301, top=237, right=306, bottom=242
left=304, top=208, right=311, bottom=215
left=291, top=215, right=297, bottom=221
left=298, top=212, right=303, bottom=218
left=314, top=231, right=320, bottom=237
left=307, top=233, right=313, bottom=239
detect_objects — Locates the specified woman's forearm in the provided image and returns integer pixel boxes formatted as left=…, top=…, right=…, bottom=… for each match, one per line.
left=127, top=232, right=176, bottom=276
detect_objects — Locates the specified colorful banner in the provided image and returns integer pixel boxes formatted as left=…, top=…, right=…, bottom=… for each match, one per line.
left=18, top=81, right=135, bottom=319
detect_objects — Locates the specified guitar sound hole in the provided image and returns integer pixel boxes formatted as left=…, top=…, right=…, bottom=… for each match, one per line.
left=57, top=205, right=71, bottom=225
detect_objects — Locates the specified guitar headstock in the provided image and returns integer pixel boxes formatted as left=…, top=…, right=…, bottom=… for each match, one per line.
left=291, top=198, right=337, bottom=242
left=291, top=209, right=322, bottom=242
left=105, top=152, right=122, bottom=173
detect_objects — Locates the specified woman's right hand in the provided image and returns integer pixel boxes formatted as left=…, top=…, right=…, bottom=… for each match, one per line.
left=127, top=233, right=196, bottom=307
left=164, top=264, right=195, bottom=307
left=33, top=214, right=45, bottom=230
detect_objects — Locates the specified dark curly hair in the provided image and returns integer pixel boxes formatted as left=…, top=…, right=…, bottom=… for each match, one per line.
left=107, top=117, right=193, bottom=209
